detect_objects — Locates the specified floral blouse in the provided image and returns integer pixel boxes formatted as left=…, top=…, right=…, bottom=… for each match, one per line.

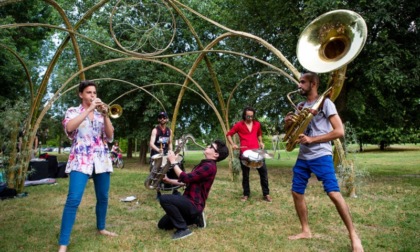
left=62, top=104, right=114, bottom=175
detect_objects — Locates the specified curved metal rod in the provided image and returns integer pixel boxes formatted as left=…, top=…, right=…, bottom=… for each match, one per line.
left=170, top=34, right=299, bottom=137
left=36, top=56, right=223, bottom=137
left=0, top=43, right=34, bottom=104
left=168, top=0, right=300, bottom=78
left=61, top=78, right=219, bottom=115
left=110, top=0, right=176, bottom=57
left=226, top=71, right=294, bottom=120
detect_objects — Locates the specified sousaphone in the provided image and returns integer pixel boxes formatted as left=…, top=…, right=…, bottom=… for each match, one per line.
left=297, top=9, right=367, bottom=74
left=283, top=10, right=367, bottom=151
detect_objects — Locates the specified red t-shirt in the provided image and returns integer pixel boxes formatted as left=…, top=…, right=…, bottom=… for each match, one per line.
left=226, top=120, right=262, bottom=153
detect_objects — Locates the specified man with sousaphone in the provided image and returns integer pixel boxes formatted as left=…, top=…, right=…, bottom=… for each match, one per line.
left=226, top=106, right=272, bottom=202
left=283, top=9, right=366, bottom=252
left=284, top=72, right=363, bottom=252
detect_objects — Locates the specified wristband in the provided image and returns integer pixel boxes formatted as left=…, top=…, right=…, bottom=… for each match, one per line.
left=170, top=162, right=179, bottom=169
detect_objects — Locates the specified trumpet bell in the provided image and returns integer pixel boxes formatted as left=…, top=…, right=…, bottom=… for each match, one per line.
left=109, top=104, right=123, bottom=119
left=297, top=9, right=367, bottom=73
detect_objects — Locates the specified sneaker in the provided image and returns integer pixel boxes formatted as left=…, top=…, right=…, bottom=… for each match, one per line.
left=172, top=229, right=193, bottom=240
left=263, top=195, right=272, bottom=202
left=241, top=195, right=249, bottom=202
left=196, top=212, right=206, bottom=228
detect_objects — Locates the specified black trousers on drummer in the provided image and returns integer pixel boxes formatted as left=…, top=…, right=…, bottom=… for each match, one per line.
left=241, top=161, right=270, bottom=197
left=158, top=194, right=200, bottom=230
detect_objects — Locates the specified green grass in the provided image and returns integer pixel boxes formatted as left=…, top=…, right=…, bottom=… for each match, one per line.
left=0, top=145, right=419, bottom=251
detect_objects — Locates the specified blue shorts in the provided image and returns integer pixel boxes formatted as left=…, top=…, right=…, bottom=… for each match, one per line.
left=292, top=155, right=340, bottom=194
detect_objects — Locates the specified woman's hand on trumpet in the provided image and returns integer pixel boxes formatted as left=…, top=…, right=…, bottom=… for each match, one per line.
left=88, top=98, right=98, bottom=112
left=90, top=98, right=108, bottom=115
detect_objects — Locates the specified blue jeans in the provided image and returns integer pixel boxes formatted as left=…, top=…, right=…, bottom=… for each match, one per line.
left=59, top=171, right=111, bottom=245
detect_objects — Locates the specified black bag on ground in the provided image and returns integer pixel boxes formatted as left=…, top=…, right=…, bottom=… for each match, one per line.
left=56, top=162, right=68, bottom=178
left=0, top=187, right=17, bottom=200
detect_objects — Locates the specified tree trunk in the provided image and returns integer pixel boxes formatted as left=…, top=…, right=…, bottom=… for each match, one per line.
left=138, top=139, right=149, bottom=165
left=127, top=138, right=133, bottom=158
left=380, top=140, right=386, bottom=151
left=6, top=123, right=19, bottom=189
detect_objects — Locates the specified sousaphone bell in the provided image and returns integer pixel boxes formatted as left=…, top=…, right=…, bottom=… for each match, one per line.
left=297, top=9, right=367, bottom=73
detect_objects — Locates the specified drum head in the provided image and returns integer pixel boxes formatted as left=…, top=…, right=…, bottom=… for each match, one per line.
left=242, top=150, right=264, bottom=161
left=151, top=154, right=162, bottom=160
left=151, top=154, right=168, bottom=166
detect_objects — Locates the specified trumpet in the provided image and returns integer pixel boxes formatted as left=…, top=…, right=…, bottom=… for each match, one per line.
left=91, top=99, right=123, bottom=119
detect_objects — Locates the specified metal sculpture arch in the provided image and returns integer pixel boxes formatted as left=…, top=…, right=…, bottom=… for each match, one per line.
left=1, top=0, right=357, bottom=196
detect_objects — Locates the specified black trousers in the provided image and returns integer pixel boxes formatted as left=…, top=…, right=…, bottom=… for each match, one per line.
left=158, top=194, right=200, bottom=231
left=241, top=161, right=270, bottom=197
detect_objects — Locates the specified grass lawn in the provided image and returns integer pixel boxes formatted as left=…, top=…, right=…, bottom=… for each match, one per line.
left=0, top=144, right=419, bottom=251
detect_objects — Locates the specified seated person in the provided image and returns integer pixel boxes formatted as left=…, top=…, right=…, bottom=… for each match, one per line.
left=111, top=141, right=121, bottom=158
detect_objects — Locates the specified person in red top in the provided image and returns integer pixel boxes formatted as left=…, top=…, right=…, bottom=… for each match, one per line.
left=226, top=106, right=272, bottom=202
left=157, top=140, right=229, bottom=240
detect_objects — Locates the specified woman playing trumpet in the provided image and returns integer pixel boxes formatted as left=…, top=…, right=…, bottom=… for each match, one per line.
left=58, top=80, right=117, bottom=252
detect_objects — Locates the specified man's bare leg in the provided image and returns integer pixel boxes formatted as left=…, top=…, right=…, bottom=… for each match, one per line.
left=288, top=191, right=312, bottom=240
left=328, top=192, right=364, bottom=252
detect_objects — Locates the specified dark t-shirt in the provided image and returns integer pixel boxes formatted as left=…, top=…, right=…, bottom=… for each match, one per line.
left=150, top=126, right=171, bottom=156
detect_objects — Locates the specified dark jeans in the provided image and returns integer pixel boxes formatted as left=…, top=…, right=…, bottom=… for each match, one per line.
left=241, top=161, right=270, bottom=197
left=158, top=194, right=200, bottom=230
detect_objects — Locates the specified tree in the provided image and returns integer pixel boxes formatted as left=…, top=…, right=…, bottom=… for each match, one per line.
left=1, top=0, right=419, bottom=194
left=213, top=0, right=420, bottom=149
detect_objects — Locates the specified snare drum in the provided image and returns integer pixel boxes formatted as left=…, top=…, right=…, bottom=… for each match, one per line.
left=240, top=150, right=264, bottom=169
